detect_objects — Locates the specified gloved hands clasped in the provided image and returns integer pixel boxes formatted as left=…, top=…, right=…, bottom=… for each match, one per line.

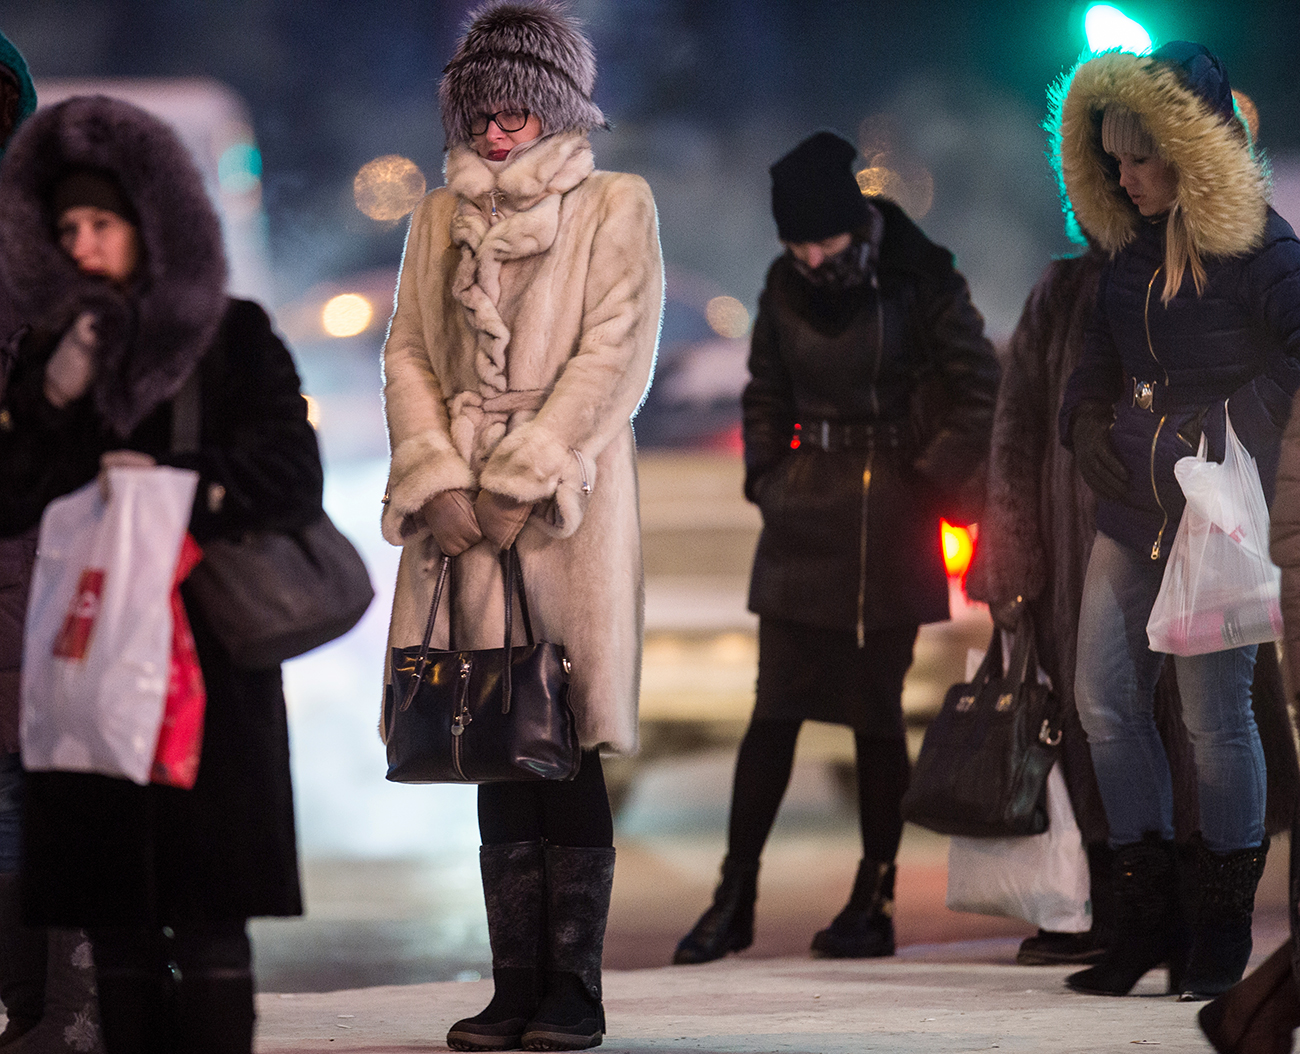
left=44, top=311, right=98, bottom=408
left=1071, top=400, right=1129, bottom=503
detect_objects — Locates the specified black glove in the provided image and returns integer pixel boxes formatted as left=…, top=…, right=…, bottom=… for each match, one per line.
left=1071, top=401, right=1129, bottom=503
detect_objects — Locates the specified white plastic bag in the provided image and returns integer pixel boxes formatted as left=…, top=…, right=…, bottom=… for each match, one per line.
left=1147, top=410, right=1283, bottom=655
left=21, top=466, right=198, bottom=785
left=945, top=763, right=1091, bottom=932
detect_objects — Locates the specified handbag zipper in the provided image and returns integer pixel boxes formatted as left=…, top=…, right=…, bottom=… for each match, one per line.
left=451, top=655, right=472, bottom=780
left=1144, top=266, right=1170, bottom=561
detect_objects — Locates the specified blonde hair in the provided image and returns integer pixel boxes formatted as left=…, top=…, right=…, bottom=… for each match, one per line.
left=1162, top=199, right=1205, bottom=302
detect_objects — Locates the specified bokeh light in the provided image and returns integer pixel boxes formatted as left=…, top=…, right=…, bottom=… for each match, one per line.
left=218, top=142, right=262, bottom=195
left=856, top=163, right=934, bottom=219
left=1084, top=4, right=1152, bottom=55
left=705, top=295, right=751, bottom=339
left=322, top=293, right=374, bottom=337
left=353, top=155, right=427, bottom=222
left=941, top=519, right=974, bottom=578
left=1234, top=90, right=1259, bottom=141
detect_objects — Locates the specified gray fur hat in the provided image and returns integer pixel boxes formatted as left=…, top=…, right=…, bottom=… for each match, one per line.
left=439, top=1, right=606, bottom=147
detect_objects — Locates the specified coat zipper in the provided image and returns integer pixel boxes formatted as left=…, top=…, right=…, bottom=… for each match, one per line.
left=1144, top=266, right=1170, bottom=560
left=854, top=275, right=884, bottom=647
left=857, top=450, right=874, bottom=648
left=451, top=655, right=472, bottom=779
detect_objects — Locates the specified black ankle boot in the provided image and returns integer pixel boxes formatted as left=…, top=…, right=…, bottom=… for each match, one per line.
left=672, top=857, right=758, bottom=965
left=1199, top=940, right=1300, bottom=1053
left=0, top=872, right=47, bottom=1045
left=1178, top=835, right=1269, bottom=1002
left=449, top=842, right=546, bottom=1052
left=522, top=845, right=615, bottom=1051
left=1067, top=835, right=1179, bottom=996
left=810, top=859, right=895, bottom=959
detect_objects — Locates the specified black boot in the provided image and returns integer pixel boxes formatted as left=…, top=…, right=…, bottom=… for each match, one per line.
left=0, top=872, right=46, bottom=1047
left=810, top=859, right=895, bottom=959
left=522, top=844, right=614, bottom=1052
left=1017, top=842, right=1115, bottom=966
left=1066, top=835, right=1179, bottom=995
left=449, top=842, right=546, bottom=1052
left=672, top=857, right=758, bottom=965
left=1199, top=940, right=1300, bottom=1054
left=1178, top=835, right=1269, bottom=1002
left=172, top=924, right=255, bottom=1054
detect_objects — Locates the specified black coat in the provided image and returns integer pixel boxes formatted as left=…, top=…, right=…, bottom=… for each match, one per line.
left=0, top=299, right=322, bottom=926
left=743, top=198, right=999, bottom=635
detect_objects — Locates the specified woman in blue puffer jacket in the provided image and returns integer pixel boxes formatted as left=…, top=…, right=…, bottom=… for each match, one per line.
left=1053, top=41, right=1300, bottom=1001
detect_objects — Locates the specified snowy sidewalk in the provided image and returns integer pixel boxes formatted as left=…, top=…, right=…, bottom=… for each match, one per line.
left=255, top=950, right=1218, bottom=1053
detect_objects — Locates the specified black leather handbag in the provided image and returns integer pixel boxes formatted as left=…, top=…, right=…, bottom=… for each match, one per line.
left=901, top=614, right=1062, bottom=837
left=384, top=547, right=579, bottom=784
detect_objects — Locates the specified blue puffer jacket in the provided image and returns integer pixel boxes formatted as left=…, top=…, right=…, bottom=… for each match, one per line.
left=1061, top=209, right=1300, bottom=558
left=1050, top=42, right=1300, bottom=560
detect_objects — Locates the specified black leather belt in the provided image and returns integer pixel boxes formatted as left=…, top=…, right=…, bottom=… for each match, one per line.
left=795, top=419, right=905, bottom=452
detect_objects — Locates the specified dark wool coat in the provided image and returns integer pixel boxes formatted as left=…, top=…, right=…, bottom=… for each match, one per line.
left=744, top=198, right=999, bottom=636
left=0, top=96, right=322, bottom=926
left=1050, top=50, right=1300, bottom=560
left=968, top=251, right=1298, bottom=842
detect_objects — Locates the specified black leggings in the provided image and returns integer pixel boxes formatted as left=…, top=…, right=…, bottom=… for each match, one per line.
left=726, top=718, right=910, bottom=866
left=477, top=748, right=613, bottom=848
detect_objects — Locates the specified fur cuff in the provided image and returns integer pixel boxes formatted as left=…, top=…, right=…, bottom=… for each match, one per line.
left=479, top=422, right=594, bottom=539
left=383, top=431, right=477, bottom=545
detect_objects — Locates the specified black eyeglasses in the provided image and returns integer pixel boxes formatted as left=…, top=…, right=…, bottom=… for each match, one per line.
left=469, top=109, right=531, bottom=136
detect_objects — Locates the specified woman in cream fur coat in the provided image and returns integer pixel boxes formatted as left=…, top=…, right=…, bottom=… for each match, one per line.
left=380, top=3, right=662, bottom=1050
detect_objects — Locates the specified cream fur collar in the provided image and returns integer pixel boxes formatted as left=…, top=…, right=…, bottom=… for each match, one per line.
left=1048, top=50, right=1268, bottom=258
left=440, top=131, right=594, bottom=468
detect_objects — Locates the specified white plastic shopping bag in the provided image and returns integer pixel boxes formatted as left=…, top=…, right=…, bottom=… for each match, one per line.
left=945, top=763, right=1091, bottom=932
left=21, top=466, right=198, bottom=785
left=1147, top=410, right=1282, bottom=655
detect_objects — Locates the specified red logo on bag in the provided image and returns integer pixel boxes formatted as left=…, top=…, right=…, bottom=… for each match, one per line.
left=51, top=569, right=106, bottom=661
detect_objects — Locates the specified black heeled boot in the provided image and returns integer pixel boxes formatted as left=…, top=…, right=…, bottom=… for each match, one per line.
left=448, top=842, right=547, bottom=1052
left=810, top=859, right=895, bottom=959
left=1066, top=834, right=1179, bottom=996
left=672, top=857, right=758, bottom=965
left=1199, top=940, right=1300, bottom=1053
left=1178, top=835, right=1269, bottom=1002
left=0, top=872, right=46, bottom=1046
left=522, top=844, right=615, bottom=1052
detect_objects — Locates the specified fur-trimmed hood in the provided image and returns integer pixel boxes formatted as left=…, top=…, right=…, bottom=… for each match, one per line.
left=1047, top=46, right=1269, bottom=258
left=0, top=95, right=227, bottom=436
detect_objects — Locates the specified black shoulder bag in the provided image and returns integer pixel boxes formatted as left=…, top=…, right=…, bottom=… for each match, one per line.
left=384, top=547, right=579, bottom=784
left=901, top=613, right=1062, bottom=837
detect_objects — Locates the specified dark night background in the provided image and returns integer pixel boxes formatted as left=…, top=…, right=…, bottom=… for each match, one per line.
left=2, top=0, right=1298, bottom=340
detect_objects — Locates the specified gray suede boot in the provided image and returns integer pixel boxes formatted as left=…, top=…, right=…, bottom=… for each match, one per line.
left=448, top=842, right=547, bottom=1052
left=522, top=845, right=615, bottom=1052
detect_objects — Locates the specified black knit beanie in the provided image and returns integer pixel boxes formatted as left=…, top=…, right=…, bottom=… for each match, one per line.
left=770, top=131, right=870, bottom=243
left=50, top=167, right=138, bottom=226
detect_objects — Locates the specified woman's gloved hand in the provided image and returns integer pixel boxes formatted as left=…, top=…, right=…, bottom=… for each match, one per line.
left=474, top=490, right=533, bottom=551
left=98, top=449, right=156, bottom=503
left=989, top=595, right=1025, bottom=633
left=1071, top=400, right=1129, bottom=502
left=420, top=489, right=483, bottom=556
left=44, top=312, right=98, bottom=408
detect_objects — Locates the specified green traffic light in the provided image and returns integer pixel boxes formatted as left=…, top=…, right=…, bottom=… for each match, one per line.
left=1084, top=3, right=1153, bottom=54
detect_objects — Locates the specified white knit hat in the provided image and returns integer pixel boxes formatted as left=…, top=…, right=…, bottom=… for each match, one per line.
left=1101, top=105, right=1158, bottom=156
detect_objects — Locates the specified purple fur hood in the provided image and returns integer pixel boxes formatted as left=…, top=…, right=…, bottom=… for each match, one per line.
left=0, top=94, right=227, bottom=436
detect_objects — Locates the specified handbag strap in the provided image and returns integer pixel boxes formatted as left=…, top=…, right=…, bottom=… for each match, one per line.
left=400, top=544, right=538, bottom=716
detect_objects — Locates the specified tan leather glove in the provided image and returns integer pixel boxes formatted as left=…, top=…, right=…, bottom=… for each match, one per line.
left=98, top=450, right=157, bottom=503
left=420, top=489, right=482, bottom=556
left=474, top=490, right=533, bottom=551
left=44, top=312, right=98, bottom=408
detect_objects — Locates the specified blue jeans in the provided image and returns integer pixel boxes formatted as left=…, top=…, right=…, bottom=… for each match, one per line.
left=0, top=750, right=23, bottom=872
left=1074, top=532, right=1266, bottom=853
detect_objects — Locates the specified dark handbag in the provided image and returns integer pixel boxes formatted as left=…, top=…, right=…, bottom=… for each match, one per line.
left=185, top=513, right=375, bottom=669
left=170, top=354, right=375, bottom=670
left=383, top=547, right=579, bottom=784
left=901, top=615, right=1062, bottom=837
